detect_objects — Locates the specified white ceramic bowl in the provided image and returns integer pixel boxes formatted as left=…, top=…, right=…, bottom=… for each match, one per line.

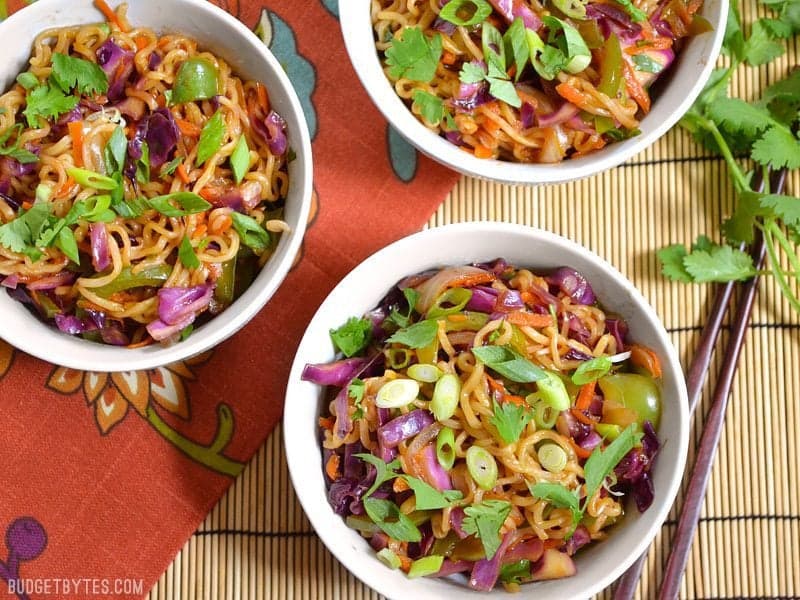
left=340, top=0, right=727, bottom=184
left=0, top=0, right=313, bottom=372
left=285, top=222, right=689, bottom=600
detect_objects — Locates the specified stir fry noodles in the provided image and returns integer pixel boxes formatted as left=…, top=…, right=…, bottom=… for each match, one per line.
left=304, top=260, right=663, bottom=591
left=0, top=2, right=290, bottom=346
left=372, top=0, right=708, bottom=162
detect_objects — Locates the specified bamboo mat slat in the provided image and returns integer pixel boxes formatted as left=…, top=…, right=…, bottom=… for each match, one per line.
left=147, top=9, right=800, bottom=599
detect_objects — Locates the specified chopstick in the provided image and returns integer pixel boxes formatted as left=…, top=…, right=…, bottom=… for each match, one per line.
left=612, top=168, right=786, bottom=600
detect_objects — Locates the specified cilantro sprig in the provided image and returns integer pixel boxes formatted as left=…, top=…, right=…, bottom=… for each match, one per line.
left=660, top=0, right=800, bottom=314
left=529, top=424, right=641, bottom=536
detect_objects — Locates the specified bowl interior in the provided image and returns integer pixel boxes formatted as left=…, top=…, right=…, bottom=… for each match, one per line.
left=284, top=223, right=689, bottom=600
left=0, top=0, right=312, bottom=372
left=339, top=0, right=727, bottom=184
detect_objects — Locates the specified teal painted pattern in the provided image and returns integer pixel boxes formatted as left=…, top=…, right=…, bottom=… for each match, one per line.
left=255, top=9, right=319, bottom=139
left=321, top=0, right=339, bottom=18
left=387, top=126, right=417, bottom=183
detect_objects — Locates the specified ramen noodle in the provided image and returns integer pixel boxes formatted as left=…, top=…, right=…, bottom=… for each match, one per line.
left=303, top=260, right=663, bottom=591
left=372, top=0, right=707, bottom=162
left=0, top=1, right=290, bottom=346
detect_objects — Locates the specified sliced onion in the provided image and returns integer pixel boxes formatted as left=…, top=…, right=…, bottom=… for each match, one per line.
left=27, top=271, right=76, bottom=291
left=1, top=274, right=19, bottom=289
left=415, top=265, right=493, bottom=313
left=608, top=350, right=632, bottom=363
left=537, top=103, right=580, bottom=128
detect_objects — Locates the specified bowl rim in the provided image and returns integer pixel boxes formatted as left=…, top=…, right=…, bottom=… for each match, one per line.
left=339, top=0, right=728, bottom=185
left=284, top=221, right=690, bottom=599
left=0, top=0, right=314, bottom=372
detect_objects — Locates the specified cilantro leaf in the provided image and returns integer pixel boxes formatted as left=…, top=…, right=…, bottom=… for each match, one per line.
left=759, top=69, right=800, bottom=126
left=459, top=61, right=486, bottom=84
left=722, top=2, right=745, bottom=61
left=363, top=497, right=422, bottom=542
left=472, top=345, right=546, bottom=383
left=330, top=317, right=372, bottom=357
left=583, top=424, right=641, bottom=503
left=751, top=126, right=800, bottom=169
left=489, top=399, right=532, bottom=445
left=50, top=53, right=108, bottom=96
left=683, top=244, right=758, bottom=282
left=386, top=287, right=420, bottom=329
left=196, top=110, right=226, bottom=166
left=401, top=474, right=463, bottom=510
left=528, top=481, right=583, bottom=532
left=487, top=77, right=521, bottom=108
left=657, top=245, right=693, bottom=282
left=349, top=378, right=366, bottom=418
left=355, top=453, right=402, bottom=498
left=23, top=84, right=79, bottom=128
left=760, top=193, right=800, bottom=227
left=461, top=500, right=512, bottom=559
left=0, top=201, right=51, bottom=260
left=743, top=19, right=785, bottom=66
left=412, top=90, right=455, bottom=129
left=385, top=27, right=442, bottom=83
left=707, top=97, right=775, bottom=137
left=387, top=319, right=438, bottom=349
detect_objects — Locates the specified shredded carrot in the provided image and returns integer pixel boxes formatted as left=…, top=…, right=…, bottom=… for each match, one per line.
left=473, top=143, right=494, bottom=159
left=127, top=339, right=155, bottom=349
left=506, top=311, right=553, bottom=328
left=134, top=35, right=149, bottom=52
left=176, top=163, right=191, bottom=185
left=318, top=416, right=335, bottom=431
left=571, top=408, right=599, bottom=426
left=325, top=454, right=341, bottom=481
left=520, top=291, right=537, bottom=307
left=575, top=381, right=596, bottom=411
left=441, top=50, right=457, bottom=65
left=398, top=555, right=413, bottom=573
left=555, top=82, right=587, bottom=108
left=57, top=176, right=75, bottom=199
left=21, top=200, right=32, bottom=211
left=158, top=37, right=172, bottom=50
left=446, top=313, right=468, bottom=323
left=570, top=440, right=593, bottom=459
left=156, top=94, right=167, bottom=108
left=94, top=0, right=129, bottom=32
left=623, top=61, right=650, bottom=114
left=625, top=37, right=673, bottom=54
left=543, top=539, right=563, bottom=550
left=630, top=344, right=663, bottom=378
left=209, top=215, right=233, bottom=235
left=393, top=477, right=410, bottom=493
left=175, top=119, right=202, bottom=137
left=482, top=117, right=501, bottom=137
left=446, top=273, right=496, bottom=290
left=686, top=0, right=703, bottom=14
left=68, top=121, right=84, bottom=167
left=256, top=83, right=270, bottom=112
left=192, top=223, right=208, bottom=240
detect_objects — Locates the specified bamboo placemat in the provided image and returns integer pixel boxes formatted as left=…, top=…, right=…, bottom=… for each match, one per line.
left=147, top=6, right=800, bottom=599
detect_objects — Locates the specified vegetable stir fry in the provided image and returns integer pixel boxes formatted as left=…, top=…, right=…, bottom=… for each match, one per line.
left=304, top=260, right=664, bottom=591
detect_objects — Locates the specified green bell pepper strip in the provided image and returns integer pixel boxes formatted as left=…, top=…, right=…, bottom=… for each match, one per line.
left=214, top=259, right=236, bottom=307
left=92, top=264, right=172, bottom=298
left=598, top=33, right=624, bottom=98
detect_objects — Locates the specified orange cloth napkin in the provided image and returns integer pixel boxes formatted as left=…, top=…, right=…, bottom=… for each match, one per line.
left=0, top=1, right=459, bottom=597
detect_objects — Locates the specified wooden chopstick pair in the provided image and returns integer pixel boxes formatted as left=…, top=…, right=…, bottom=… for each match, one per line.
left=612, top=168, right=788, bottom=600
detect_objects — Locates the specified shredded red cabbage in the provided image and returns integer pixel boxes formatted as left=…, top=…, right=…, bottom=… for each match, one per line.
left=96, top=39, right=135, bottom=102
left=548, top=267, right=596, bottom=305
left=27, top=271, right=76, bottom=291
left=301, top=358, right=368, bottom=387
left=469, top=531, right=516, bottom=591
left=377, top=409, right=434, bottom=448
left=90, top=223, right=110, bottom=272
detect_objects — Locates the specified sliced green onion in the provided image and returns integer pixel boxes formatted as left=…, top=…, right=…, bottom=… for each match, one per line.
left=427, top=287, right=472, bottom=319
left=431, top=373, right=461, bottom=421
left=35, top=183, right=52, bottom=203
left=438, top=0, right=492, bottom=26
left=407, top=363, right=443, bottom=383
left=16, top=72, right=38, bottom=90
left=230, top=135, right=250, bottom=184
left=81, top=195, right=113, bottom=222
left=596, top=423, right=622, bottom=440
left=535, top=371, right=570, bottom=411
left=408, top=555, right=444, bottom=578
left=436, top=427, right=456, bottom=470
left=66, top=167, right=119, bottom=191
left=376, top=378, right=420, bottom=409
left=466, top=446, right=498, bottom=490
left=387, top=348, right=412, bottom=370
left=552, top=0, right=588, bottom=19
left=443, top=311, right=488, bottom=332
left=531, top=398, right=558, bottom=430
left=376, top=548, right=402, bottom=570
left=171, top=57, right=221, bottom=105
left=537, top=443, right=568, bottom=473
